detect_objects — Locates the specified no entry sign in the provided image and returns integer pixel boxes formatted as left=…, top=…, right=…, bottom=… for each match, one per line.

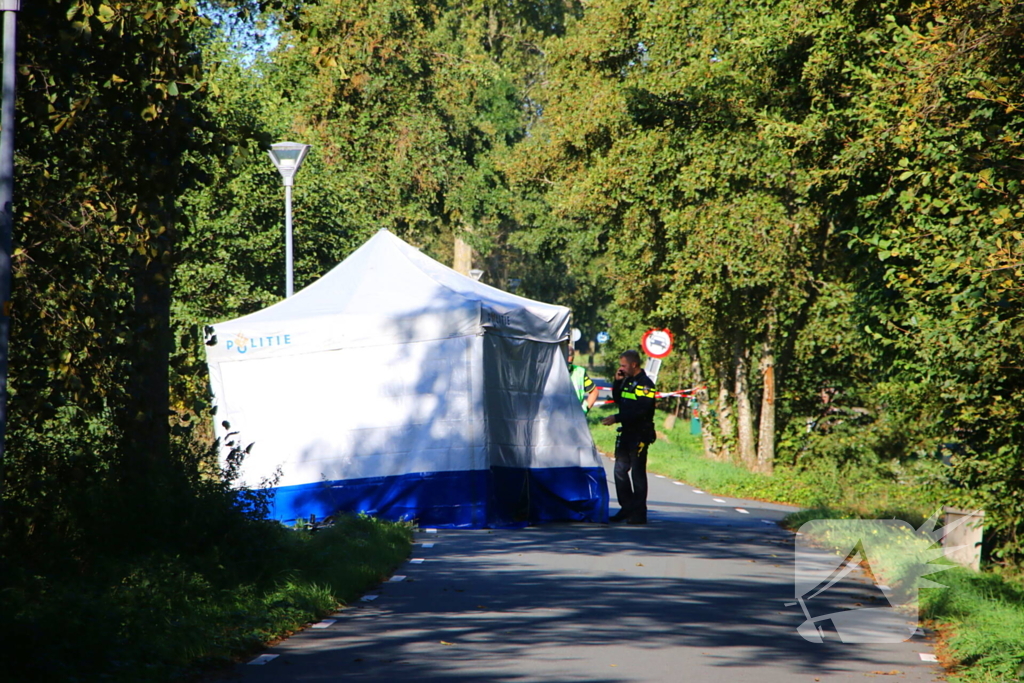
left=641, top=328, right=673, bottom=359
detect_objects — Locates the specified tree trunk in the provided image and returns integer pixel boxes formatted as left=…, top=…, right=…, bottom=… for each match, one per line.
left=757, top=305, right=778, bottom=473
left=683, top=332, right=718, bottom=461
left=120, top=217, right=172, bottom=494
left=734, top=337, right=757, bottom=470
left=454, top=235, right=473, bottom=275
left=756, top=338, right=777, bottom=475
left=715, top=360, right=735, bottom=462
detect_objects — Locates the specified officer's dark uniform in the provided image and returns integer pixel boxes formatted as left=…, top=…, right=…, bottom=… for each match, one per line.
left=609, top=369, right=656, bottom=523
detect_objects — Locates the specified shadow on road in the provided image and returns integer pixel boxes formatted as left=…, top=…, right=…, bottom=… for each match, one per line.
left=231, top=504, right=929, bottom=682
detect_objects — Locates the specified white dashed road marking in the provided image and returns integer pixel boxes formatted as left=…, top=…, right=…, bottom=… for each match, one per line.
left=312, top=619, right=336, bottom=629
left=389, top=575, right=406, bottom=582
left=248, top=654, right=278, bottom=665
left=919, top=653, right=938, bottom=662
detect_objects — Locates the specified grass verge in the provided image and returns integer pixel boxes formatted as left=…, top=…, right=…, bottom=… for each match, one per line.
left=783, top=509, right=1024, bottom=683
left=0, top=514, right=412, bottom=682
left=587, top=407, right=943, bottom=520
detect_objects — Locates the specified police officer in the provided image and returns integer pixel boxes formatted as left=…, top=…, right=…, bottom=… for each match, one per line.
left=568, top=346, right=600, bottom=412
left=601, top=349, right=656, bottom=524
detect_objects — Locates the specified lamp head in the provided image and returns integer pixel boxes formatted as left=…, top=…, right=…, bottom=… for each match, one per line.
left=268, top=141, right=311, bottom=186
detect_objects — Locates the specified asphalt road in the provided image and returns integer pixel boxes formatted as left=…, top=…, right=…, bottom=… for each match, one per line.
left=228, top=458, right=944, bottom=682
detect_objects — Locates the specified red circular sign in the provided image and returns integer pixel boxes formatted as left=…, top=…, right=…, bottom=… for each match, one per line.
left=640, top=328, right=674, bottom=359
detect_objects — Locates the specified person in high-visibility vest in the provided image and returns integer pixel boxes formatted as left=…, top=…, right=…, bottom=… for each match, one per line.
left=568, top=346, right=599, bottom=412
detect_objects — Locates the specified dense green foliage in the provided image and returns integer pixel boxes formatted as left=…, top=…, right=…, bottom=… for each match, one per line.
left=2, top=0, right=1023, bottom=680
left=6, top=0, right=211, bottom=552
left=513, top=0, right=1023, bottom=559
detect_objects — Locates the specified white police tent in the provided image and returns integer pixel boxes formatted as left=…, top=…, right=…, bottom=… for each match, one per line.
left=206, top=229, right=609, bottom=527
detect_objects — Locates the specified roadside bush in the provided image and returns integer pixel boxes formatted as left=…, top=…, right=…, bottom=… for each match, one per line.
left=0, top=513, right=411, bottom=682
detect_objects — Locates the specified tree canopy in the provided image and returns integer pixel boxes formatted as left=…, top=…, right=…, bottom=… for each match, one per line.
left=3, top=0, right=1024, bottom=578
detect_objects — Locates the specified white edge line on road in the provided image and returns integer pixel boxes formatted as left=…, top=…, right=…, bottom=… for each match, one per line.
left=389, top=575, right=406, bottom=582
left=919, top=653, right=938, bottom=662
left=312, top=619, right=337, bottom=629
left=410, top=558, right=424, bottom=564
left=360, top=594, right=379, bottom=601
left=421, top=543, right=435, bottom=548
left=735, top=508, right=749, bottom=514
left=248, top=654, right=278, bottom=665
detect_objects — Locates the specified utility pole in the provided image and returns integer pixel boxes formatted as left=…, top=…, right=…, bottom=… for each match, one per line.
left=0, top=1, right=21, bottom=515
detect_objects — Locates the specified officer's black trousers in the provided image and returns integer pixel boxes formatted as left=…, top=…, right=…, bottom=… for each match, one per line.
left=613, top=434, right=649, bottom=518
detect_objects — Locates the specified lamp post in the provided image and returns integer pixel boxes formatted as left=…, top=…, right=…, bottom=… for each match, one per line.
left=267, top=141, right=311, bottom=297
left=0, top=0, right=20, bottom=514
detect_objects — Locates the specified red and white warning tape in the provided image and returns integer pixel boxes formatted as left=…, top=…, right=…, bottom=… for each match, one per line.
left=597, top=386, right=705, bottom=405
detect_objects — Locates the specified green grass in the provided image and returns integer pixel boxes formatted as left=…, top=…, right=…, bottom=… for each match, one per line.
left=782, top=510, right=1024, bottom=682
left=588, top=406, right=944, bottom=520
left=0, top=514, right=412, bottom=682
left=923, top=568, right=1024, bottom=682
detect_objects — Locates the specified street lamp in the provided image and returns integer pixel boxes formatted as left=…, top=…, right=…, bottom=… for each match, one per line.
left=267, top=141, right=311, bottom=297
left=0, top=0, right=20, bottom=513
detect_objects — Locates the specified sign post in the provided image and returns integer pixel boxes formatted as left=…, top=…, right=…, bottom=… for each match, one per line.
left=640, top=328, right=673, bottom=384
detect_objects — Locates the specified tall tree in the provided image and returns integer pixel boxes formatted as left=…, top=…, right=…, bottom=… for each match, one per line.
left=826, top=0, right=1024, bottom=557
left=5, top=0, right=210, bottom=549
left=504, top=0, right=833, bottom=469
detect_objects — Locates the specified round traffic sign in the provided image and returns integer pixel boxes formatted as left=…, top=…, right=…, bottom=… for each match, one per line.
left=571, top=327, right=582, bottom=343
left=641, top=328, right=673, bottom=359
left=596, top=331, right=610, bottom=344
